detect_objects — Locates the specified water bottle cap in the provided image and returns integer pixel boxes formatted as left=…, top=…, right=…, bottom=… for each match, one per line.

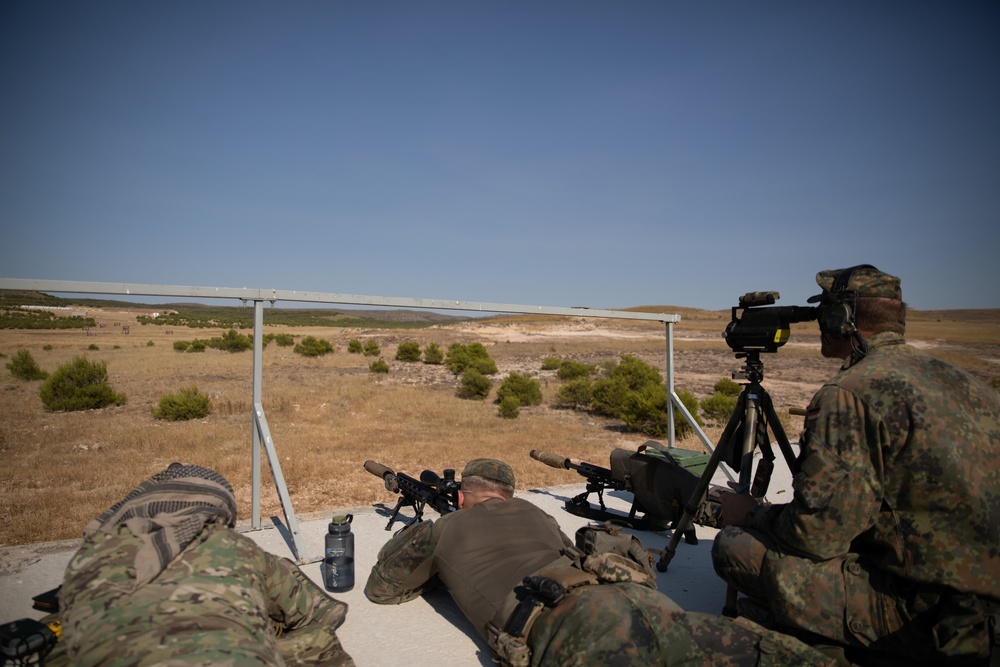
left=331, top=514, right=353, bottom=525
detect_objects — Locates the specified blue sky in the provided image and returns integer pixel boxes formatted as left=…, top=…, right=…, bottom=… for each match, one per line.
left=2, top=1, right=998, bottom=312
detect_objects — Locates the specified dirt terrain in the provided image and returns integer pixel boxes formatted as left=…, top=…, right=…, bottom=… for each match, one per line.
left=1, top=302, right=997, bottom=548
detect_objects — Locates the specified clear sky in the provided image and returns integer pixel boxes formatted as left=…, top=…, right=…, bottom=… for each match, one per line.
left=2, top=1, right=998, bottom=312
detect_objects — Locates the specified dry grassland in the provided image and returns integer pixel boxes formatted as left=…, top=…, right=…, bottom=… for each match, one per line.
left=2, top=305, right=997, bottom=548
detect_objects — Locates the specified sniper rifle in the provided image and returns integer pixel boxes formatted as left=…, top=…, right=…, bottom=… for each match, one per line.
left=364, top=460, right=460, bottom=531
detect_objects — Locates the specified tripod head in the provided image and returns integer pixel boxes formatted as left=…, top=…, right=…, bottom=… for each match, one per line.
left=733, top=349, right=766, bottom=385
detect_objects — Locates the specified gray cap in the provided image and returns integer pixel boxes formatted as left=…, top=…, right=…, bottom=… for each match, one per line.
left=461, top=458, right=516, bottom=489
left=807, top=265, right=902, bottom=303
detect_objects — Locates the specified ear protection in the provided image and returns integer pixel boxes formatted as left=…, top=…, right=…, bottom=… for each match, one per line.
left=818, top=264, right=876, bottom=339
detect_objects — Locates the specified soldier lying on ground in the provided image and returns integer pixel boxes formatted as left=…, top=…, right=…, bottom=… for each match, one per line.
left=714, top=265, right=1000, bottom=666
left=57, top=463, right=355, bottom=667
left=366, top=457, right=835, bottom=666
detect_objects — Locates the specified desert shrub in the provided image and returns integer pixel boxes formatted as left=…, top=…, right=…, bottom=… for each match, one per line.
left=152, top=386, right=211, bottom=421
left=423, top=342, right=444, bottom=365
left=274, top=333, right=295, bottom=347
left=445, top=342, right=498, bottom=376
left=620, top=386, right=700, bottom=438
left=498, top=395, right=520, bottom=419
left=347, top=339, right=363, bottom=354
left=39, top=357, right=126, bottom=412
left=6, top=349, right=48, bottom=381
left=496, top=372, right=542, bottom=407
left=173, top=340, right=191, bottom=352
left=188, top=339, right=206, bottom=353
left=714, top=377, right=742, bottom=397
left=294, top=336, right=334, bottom=357
left=42, top=345, right=53, bottom=351
left=369, top=358, right=390, bottom=374
left=701, top=391, right=738, bottom=422
left=208, top=329, right=253, bottom=353
left=87, top=344, right=99, bottom=351
left=541, top=357, right=562, bottom=371
left=395, top=341, right=422, bottom=362
left=990, top=378, right=1000, bottom=391
left=146, top=340, right=154, bottom=347
left=456, top=369, right=492, bottom=400
left=113, top=345, right=120, bottom=349
left=556, top=360, right=594, bottom=381
left=363, top=340, right=381, bottom=357
left=555, top=378, right=592, bottom=408
left=591, top=355, right=663, bottom=418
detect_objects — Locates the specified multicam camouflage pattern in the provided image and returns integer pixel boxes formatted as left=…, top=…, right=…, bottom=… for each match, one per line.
left=367, top=495, right=834, bottom=665
left=714, top=331, right=1000, bottom=663
left=60, top=522, right=354, bottom=666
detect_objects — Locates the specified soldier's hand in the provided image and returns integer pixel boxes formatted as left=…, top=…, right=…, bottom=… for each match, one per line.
left=719, top=483, right=759, bottom=528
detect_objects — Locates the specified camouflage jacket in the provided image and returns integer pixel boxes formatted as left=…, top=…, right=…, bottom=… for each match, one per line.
left=60, top=522, right=354, bottom=666
left=365, top=497, right=574, bottom=640
left=753, top=332, right=1000, bottom=599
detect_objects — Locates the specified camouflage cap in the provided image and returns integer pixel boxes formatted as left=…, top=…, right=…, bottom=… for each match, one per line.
left=461, top=458, right=516, bottom=489
left=807, top=265, right=902, bottom=303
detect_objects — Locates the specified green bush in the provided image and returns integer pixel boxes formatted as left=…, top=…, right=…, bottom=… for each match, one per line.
left=152, top=386, right=211, bottom=421
left=701, top=391, right=738, bottom=422
left=347, top=339, right=363, bottom=354
left=274, top=333, right=295, bottom=347
left=42, top=345, right=53, bottom=351
left=541, top=357, right=562, bottom=371
left=369, top=358, right=390, bottom=374
left=556, top=360, right=594, bottom=381
left=423, top=342, right=444, bottom=365
left=294, top=336, right=335, bottom=357
left=395, top=341, right=422, bottom=362
left=207, top=329, right=253, bottom=353
left=445, top=342, right=498, bottom=376
left=39, top=357, right=126, bottom=412
left=591, top=355, right=663, bottom=418
left=173, top=340, right=191, bottom=352
left=87, top=343, right=99, bottom=351
left=714, top=377, right=742, bottom=397
left=6, top=349, right=48, bottom=381
left=146, top=340, right=155, bottom=347
left=456, top=369, right=492, bottom=400
left=990, top=378, right=1000, bottom=391
left=363, top=340, right=381, bottom=357
left=496, top=372, right=543, bottom=407
left=187, top=339, right=207, bottom=353
left=620, top=386, right=701, bottom=438
left=555, top=378, right=593, bottom=408
left=498, top=395, right=520, bottom=419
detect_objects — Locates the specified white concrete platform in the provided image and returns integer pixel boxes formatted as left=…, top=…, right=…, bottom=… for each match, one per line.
left=0, top=450, right=793, bottom=666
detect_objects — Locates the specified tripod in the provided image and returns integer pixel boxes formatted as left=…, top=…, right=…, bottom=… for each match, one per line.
left=655, top=350, right=797, bottom=615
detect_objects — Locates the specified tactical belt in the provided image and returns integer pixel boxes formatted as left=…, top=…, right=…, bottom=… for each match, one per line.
left=487, top=576, right=572, bottom=667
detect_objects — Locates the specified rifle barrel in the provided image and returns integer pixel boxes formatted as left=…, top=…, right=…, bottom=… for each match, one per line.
left=530, top=449, right=571, bottom=469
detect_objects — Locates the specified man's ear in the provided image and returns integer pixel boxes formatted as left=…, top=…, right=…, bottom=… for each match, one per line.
left=457, top=489, right=466, bottom=509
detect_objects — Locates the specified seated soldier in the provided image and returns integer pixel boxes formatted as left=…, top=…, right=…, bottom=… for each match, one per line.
left=59, top=463, right=355, bottom=667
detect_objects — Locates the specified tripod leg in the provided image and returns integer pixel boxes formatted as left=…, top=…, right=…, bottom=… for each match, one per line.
left=655, top=391, right=747, bottom=572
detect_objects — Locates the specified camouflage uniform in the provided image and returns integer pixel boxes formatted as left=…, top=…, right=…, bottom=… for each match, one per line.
left=712, top=270, right=1000, bottom=665
left=59, top=464, right=354, bottom=666
left=366, top=495, right=833, bottom=666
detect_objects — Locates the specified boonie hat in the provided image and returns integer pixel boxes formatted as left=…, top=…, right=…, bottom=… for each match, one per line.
left=461, top=458, right=516, bottom=489
left=807, top=265, right=902, bottom=303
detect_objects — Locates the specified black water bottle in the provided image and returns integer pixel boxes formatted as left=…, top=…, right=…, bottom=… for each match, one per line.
left=323, top=514, right=354, bottom=592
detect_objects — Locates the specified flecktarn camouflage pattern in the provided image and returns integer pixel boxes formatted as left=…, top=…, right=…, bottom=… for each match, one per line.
left=714, top=331, right=1000, bottom=664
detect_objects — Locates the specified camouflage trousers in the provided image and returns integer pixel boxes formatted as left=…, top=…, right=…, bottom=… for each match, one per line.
left=712, top=525, right=996, bottom=665
left=525, top=582, right=834, bottom=666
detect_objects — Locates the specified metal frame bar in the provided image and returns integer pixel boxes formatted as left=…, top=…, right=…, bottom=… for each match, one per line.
left=0, top=278, right=710, bottom=561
